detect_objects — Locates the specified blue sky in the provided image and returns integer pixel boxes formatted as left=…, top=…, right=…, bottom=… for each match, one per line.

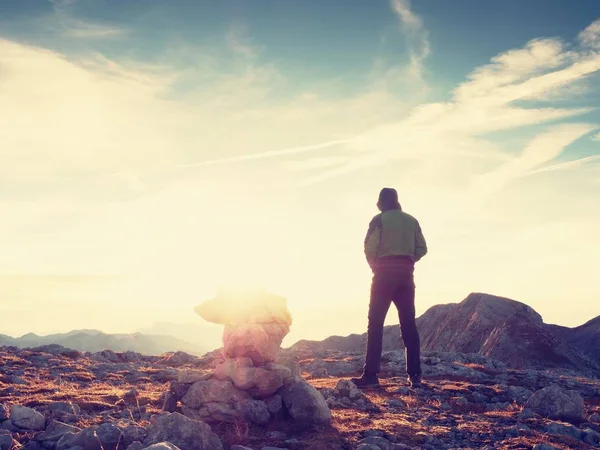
left=0, top=0, right=599, bottom=341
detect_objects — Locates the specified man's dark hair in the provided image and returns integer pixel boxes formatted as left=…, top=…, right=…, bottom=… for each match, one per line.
left=377, top=188, right=401, bottom=211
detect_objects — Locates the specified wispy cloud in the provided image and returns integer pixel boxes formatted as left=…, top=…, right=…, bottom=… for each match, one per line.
left=64, top=21, right=127, bottom=38
left=526, top=154, right=600, bottom=175
left=390, top=0, right=430, bottom=82
left=182, top=18, right=600, bottom=192
left=226, top=21, right=259, bottom=59
left=594, top=132, right=600, bottom=141
left=579, top=18, right=600, bottom=49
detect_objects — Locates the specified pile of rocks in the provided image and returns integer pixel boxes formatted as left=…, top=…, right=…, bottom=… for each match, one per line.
left=164, top=356, right=331, bottom=428
left=163, top=287, right=332, bottom=429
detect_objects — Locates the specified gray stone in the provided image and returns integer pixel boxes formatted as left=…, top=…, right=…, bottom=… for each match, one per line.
left=56, top=424, right=124, bottom=450
left=545, top=421, right=582, bottom=439
left=263, top=364, right=293, bottom=383
left=265, top=431, right=287, bottom=440
left=122, top=425, right=149, bottom=447
left=230, top=446, right=254, bottom=450
left=517, top=408, right=537, bottom=420
left=582, top=428, right=600, bottom=446
left=35, top=420, right=81, bottom=442
left=48, top=402, right=81, bottom=416
left=274, top=358, right=301, bottom=378
left=127, top=441, right=145, bottom=450
left=279, top=378, right=331, bottom=426
left=10, top=405, right=46, bottom=430
left=238, top=399, right=270, bottom=425
left=589, top=413, right=600, bottom=423
left=0, top=405, right=8, bottom=422
left=181, top=403, right=240, bottom=424
left=96, top=423, right=124, bottom=450
left=356, top=436, right=395, bottom=450
left=214, top=360, right=284, bottom=398
left=532, top=445, right=558, bottom=450
left=524, top=385, right=585, bottom=422
left=182, top=379, right=248, bottom=409
left=143, top=413, right=223, bottom=450
left=162, top=391, right=178, bottom=413
left=0, top=434, right=13, bottom=450
left=177, top=370, right=209, bottom=384
left=334, top=380, right=362, bottom=400
left=265, top=395, right=283, bottom=417
left=143, top=443, right=182, bottom=450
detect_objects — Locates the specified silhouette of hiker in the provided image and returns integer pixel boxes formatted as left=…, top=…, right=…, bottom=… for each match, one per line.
left=351, top=188, right=428, bottom=388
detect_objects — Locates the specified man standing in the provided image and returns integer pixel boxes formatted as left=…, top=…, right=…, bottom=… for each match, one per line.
left=351, top=188, right=428, bottom=388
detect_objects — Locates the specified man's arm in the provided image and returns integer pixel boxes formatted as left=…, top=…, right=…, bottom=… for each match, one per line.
left=414, top=221, right=428, bottom=262
left=364, top=215, right=382, bottom=269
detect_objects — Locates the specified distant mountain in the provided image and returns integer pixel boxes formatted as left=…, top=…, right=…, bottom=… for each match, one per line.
left=0, top=329, right=208, bottom=356
left=137, top=321, right=222, bottom=352
left=291, top=293, right=600, bottom=374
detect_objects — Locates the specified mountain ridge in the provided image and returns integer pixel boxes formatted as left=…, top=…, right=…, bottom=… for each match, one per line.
left=0, top=329, right=206, bottom=356
left=291, top=292, right=600, bottom=374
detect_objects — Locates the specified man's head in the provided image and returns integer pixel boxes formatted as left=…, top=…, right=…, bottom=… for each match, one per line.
left=377, top=187, right=401, bottom=212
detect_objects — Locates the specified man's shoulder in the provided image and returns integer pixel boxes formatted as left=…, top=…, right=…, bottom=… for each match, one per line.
left=368, top=213, right=383, bottom=229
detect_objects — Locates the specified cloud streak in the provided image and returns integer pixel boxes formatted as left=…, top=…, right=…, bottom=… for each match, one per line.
left=390, top=0, right=430, bottom=82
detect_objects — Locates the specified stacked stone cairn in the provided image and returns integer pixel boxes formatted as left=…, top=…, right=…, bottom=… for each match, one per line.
left=162, top=287, right=332, bottom=429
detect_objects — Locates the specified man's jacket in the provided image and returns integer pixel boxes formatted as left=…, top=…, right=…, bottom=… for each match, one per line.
left=364, top=209, right=428, bottom=270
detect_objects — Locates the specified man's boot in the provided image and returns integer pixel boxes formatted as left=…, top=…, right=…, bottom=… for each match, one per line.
left=351, top=372, right=380, bottom=388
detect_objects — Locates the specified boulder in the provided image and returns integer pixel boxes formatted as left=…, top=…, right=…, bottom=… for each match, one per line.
left=279, top=378, right=331, bottom=426
left=10, top=405, right=46, bottom=431
left=524, top=385, right=585, bottom=422
left=181, top=379, right=248, bottom=409
left=237, top=399, right=270, bottom=425
left=35, top=421, right=81, bottom=443
left=143, top=412, right=223, bottom=450
left=223, top=323, right=289, bottom=365
left=181, top=403, right=240, bottom=423
left=214, top=359, right=287, bottom=397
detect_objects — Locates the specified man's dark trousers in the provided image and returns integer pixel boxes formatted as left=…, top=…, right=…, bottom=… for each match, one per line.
left=363, top=264, right=422, bottom=377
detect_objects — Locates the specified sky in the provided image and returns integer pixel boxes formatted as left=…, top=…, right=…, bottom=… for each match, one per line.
left=1, top=0, right=600, bottom=346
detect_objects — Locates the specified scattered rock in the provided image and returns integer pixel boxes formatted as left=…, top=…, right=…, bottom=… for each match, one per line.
left=161, top=352, right=197, bottom=367
left=545, top=421, right=581, bottom=439
left=582, top=428, right=600, bottom=446
left=0, top=434, right=13, bottom=450
left=0, top=404, right=8, bottom=422
left=177, top=370, right=209, bottom=384
left=356, top=436, right=395, bottom=450
left=10, top=405, right=46, bottom=430
left=279, top=378, right=331, bottom=426
left=36, top=420, right=81, bottom=443
left=181, top=379, right=248, bottom=409
left=143, top=412, right=223, bottom=450
left=143, top=443, right=182, bottom=450
left=127, top=442, right=145, bottom=450
left=524, top=385, right=585, bottom=422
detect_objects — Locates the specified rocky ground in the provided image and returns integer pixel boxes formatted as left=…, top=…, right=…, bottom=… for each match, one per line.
left=1, top=344, right=600, bottom=450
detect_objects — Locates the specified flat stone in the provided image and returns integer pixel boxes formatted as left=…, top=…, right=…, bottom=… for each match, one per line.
left=10, top=405, right=45, bottom=431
